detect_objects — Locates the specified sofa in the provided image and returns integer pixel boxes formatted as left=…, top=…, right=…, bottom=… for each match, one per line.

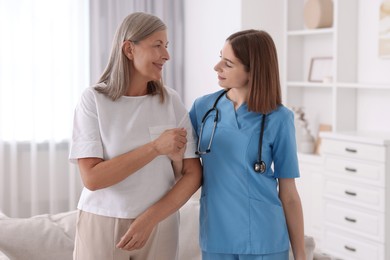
left=0, top=198, right=330, bottom=260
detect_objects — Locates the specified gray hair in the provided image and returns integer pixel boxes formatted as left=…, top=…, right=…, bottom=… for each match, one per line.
left=96, top=12, right=167, bottom=101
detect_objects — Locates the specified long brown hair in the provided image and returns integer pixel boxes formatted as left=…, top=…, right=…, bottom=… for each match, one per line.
left=227, top=29, right=281, bottom=114
left=95, top=12, right=166, bottom=102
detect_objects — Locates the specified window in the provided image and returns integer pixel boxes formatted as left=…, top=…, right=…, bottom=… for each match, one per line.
left=0, top=0, right=89, bottom=142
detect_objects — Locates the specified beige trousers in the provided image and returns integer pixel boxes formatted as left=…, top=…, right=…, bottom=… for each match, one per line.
left=73, top=210, right=179, bottom=260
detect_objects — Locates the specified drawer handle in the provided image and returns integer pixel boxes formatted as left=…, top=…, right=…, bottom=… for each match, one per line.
left=345, top=147, right=357, bottom=153
left=345, top=190, right=357, bottom=196
left=344, top=216, right=357, bottom=223
left=344, top=245, right=357, bottom=252
left=345, top=167, right=357, bottom=173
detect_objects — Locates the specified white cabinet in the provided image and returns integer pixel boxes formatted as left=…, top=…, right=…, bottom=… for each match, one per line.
left=282, top=1, right=390, bottom=258
left=295, top=153, right=325, bottom=248
left=320, top=132, right=390, bottom=260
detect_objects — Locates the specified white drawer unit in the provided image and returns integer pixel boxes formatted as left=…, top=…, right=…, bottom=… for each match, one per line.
left=324, top=156, right=385, bottom=187
left=324, top=179, right=385, bottom=211
left=324, top=201, right=385, bottom=242
left=321, top=139, right=386, bottom=163
left=324, top=230, right=385, bottom=260
left=320, top=132, right=390, bottom=260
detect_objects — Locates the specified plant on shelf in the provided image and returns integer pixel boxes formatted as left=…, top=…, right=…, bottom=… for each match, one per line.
left=292, top=107, right=315, bottom=154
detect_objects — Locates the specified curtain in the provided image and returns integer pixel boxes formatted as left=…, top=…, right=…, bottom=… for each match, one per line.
left=89, top=0, right=185, bottom=97
left=0, top=0, right=89, bottom=217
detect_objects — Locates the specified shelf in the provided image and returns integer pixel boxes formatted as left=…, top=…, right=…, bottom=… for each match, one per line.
left=287, top=28, right=334, bottom=36
left=288, top=82, right=390, bottom=90
left=337, top=83, right=390, bottom=90
left=287, top=81, right=333, bottom=88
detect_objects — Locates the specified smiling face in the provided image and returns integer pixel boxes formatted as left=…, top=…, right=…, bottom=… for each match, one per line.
left=214, top=41, right=249, bottom=91
left=125, top=29, right=170, bottom=83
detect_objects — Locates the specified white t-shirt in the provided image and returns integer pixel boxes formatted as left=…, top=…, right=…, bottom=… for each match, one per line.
left=69, top=85, right=198, bottom=218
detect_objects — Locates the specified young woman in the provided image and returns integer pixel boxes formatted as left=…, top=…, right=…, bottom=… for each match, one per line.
left=69, top=12, right=202, bottom=260
left=189, top=30, right=306, bottom=260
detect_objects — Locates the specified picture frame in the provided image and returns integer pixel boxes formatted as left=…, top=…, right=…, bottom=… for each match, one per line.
left=308, top=57, right=333, bottom=82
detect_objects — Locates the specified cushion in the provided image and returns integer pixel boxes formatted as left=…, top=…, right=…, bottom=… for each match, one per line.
left=0, top=210, right=77, bottom=260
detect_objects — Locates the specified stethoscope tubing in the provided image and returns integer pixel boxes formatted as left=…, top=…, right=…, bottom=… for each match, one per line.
left=196, top=90, right=267, bottom=174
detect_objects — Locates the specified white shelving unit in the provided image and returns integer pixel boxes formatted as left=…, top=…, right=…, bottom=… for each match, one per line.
left=284, top=0, right=390, bottom=135
left=284, top=0, right=359, bottom=134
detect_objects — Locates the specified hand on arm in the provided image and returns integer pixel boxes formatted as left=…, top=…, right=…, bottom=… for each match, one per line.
left=167, top=128, right=187, bottom=180
left=279, top=178, right=306, bottom=260
left=78, top=128, right=187, bottom=191
left=170, top=147, right=186, bottom=181
left=116, top=157, right=202, bottom=251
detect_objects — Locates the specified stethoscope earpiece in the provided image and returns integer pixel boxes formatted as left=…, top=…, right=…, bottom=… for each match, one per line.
left=254, top=161, right=266, bottom=174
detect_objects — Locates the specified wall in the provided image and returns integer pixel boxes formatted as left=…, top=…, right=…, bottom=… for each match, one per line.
left=358, top=0, right=390, bottom=83
left=357, top=0, right=390, bottom=132
left=183, top=0, right=241, bottom=108
left=240, top=0, right=285, bottom=99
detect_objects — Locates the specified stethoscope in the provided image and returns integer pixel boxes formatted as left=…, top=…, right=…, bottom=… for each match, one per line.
left=195, top=90, right=267, bottom=174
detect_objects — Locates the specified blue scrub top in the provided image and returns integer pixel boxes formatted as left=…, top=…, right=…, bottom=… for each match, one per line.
left=189, top=90, right=300, bottom=255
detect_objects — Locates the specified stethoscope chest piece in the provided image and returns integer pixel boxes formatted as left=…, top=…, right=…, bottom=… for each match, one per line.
left=254, top=161, right=266, bottom=174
